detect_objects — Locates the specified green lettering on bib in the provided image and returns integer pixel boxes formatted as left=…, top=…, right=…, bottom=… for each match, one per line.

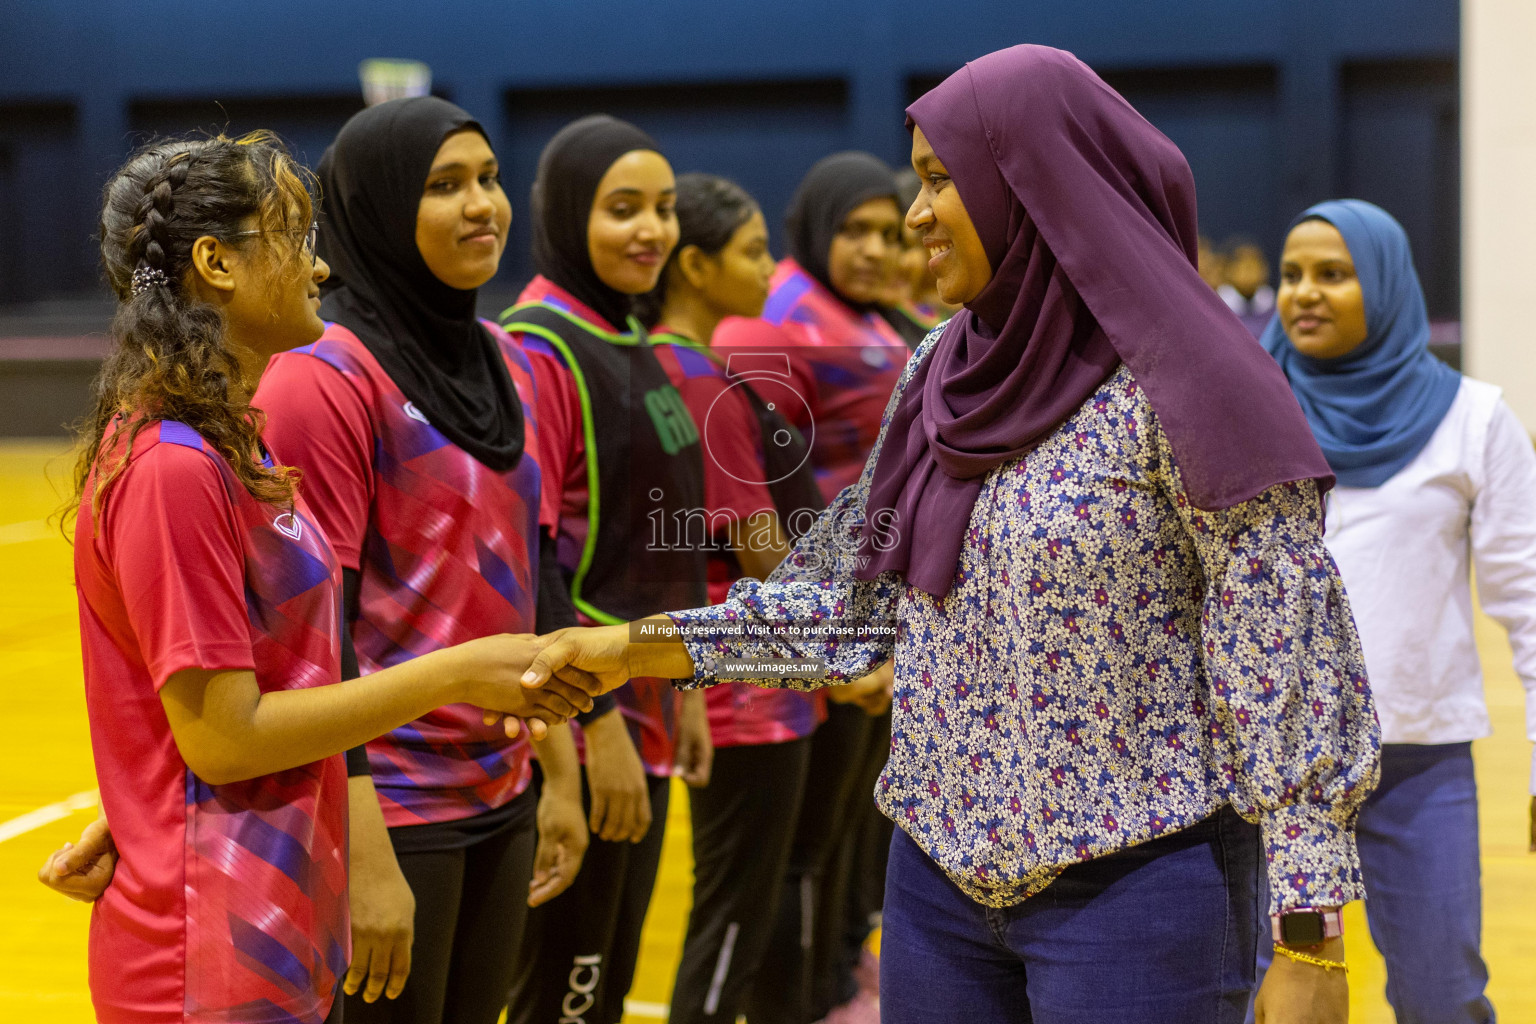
left=644, top=386, right=700, bottom=455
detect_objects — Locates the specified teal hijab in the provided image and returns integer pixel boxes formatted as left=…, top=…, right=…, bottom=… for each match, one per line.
left=1260, top=199, right=1460, bottom=487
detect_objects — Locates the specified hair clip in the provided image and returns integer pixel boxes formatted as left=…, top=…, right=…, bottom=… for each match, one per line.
left=131, top=266, right=170, bottom=296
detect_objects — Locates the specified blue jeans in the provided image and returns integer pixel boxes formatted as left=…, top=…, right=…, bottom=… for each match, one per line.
left=880, top=806, right=1261, bottom=1024
left=1249, top=742, right=1493, bottom=1024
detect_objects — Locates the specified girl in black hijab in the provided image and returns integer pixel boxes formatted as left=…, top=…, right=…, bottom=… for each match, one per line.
left=783, top=150, right=904, bottom=311
left=261, top=97, right=592, bottom=1024
left=526, top=114, right=663, bottom=330
left=501, top=114, right=715, bottom=1024
left=317, top=97, right=524, bottom=468
left=713, top=151, right=910, bottom=500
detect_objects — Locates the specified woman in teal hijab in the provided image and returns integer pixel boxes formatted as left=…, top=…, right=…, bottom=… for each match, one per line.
left=1256, top=199, right=1536, bottom=1023
left=1259, top=199, right=1460, bottom=483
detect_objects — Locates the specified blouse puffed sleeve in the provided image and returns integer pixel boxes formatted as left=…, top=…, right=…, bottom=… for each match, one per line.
left=1155, top=427, right=1381, bottom=914
left=664, top=325, right=951, bottom=690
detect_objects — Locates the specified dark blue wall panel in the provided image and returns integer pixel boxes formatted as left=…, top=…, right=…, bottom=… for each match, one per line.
left=1340, top=60, right=1460, bottom=316
left=0, top=0, right=1460, bottom=308
left=0, top=101, right=91, bottom=301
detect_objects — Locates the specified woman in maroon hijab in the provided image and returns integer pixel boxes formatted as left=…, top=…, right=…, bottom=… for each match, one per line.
left=521, top=45, right=1379, bottom=1024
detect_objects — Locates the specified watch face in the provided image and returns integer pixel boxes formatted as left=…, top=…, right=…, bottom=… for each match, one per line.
left=1280, top=912, right=1327, bottom=946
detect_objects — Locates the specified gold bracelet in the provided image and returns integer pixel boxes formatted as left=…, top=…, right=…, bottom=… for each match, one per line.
left=1273, top=944, right=1348, bottom=973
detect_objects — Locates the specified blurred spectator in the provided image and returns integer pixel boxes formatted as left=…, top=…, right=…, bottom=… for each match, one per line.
left=1219, top=239, right=1276, bottom=315
left=1198, top=234, right=1226, bottom=290
left=1213, top=238, right=1276, bottom=337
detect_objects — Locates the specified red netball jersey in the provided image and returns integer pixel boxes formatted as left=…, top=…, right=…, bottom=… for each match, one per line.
left=509, top=276, right=683, bottom=775
left=76, top=420, right=348, bottom=1024
left=651, top=334, right=827, bottom=747
left=715, top=258, right=909, bottom=501
left=256, top=321, right=544, bottom=827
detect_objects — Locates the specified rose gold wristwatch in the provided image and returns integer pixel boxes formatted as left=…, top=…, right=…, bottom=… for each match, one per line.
left=1272, top=907, right=1344, bottom=946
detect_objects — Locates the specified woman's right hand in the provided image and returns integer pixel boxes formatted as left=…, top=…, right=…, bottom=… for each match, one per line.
left=521, top=624, right=642, bottom=696
left=37, top=814, right=117, bottom=903
left=453, top=633, right=599, bottom=738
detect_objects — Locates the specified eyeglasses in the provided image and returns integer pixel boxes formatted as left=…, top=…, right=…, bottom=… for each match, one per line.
left=226, top=220, right=319, bottom=267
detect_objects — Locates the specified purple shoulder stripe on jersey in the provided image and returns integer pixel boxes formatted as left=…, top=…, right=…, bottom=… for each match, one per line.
left=667, top=344, right=719, bottom=380
left=538, top=294, right=573, bottom=314
left=159, top=420, right=205, bottom=450
left=762, top=271, right=813, bottom=324
left=518, top=333, right=569, bottom=369
left=811, top=362, right=864, bottom=388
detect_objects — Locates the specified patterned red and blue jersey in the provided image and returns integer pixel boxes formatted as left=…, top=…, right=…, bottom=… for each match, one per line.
left=256, top=320, right=543, bottom=827
left=651, top=334, right=827, bottom=747
left=75, top=419, right=348, bottom=1024
left=509, top=276, right=682, bottom=775
left=715, top=258, right=910, bottom=502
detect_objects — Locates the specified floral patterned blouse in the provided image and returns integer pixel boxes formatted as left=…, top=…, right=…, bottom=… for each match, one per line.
left=668, top=329, right=1381, bottom=915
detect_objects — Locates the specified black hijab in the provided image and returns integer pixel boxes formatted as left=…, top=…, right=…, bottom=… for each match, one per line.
left=531, top=114, right=663, bottom=331
left=784, top=151, right=899, bottom=307
left=317, top=96, right=524, bottom=471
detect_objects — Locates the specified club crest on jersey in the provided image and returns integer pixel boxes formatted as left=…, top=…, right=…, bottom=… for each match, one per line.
left=273, top=512, right=303, bottom=540
left=403, top=401, right=429, bottom=425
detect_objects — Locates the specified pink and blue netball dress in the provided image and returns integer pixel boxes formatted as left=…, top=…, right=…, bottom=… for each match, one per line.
left=715, top=258, right=910, bottom=501
left=504, top=277, right=709, bottom=775
left=257, top=320, right=544, bottom=827
left=650, top=331, right=828, bottom=746
left=75, top=420, right=347, bottom=1023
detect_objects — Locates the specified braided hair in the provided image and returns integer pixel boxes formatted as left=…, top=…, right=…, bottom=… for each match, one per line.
left=67, top=131, right=315, bottom=535
left=636, top=173, right=760, bottom=328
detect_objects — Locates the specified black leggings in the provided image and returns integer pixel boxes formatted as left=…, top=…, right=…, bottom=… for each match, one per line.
left=347, top=805, right=537, bottom=1024
left=821, top=707, right=892, bottom=1014
left=506, top=770, right=671, bottom=1024
left=324, top=983, right=345, bottom=1023
left=669, top=738, right=813, bottom=1024
left=748, top=704, right=874, bottom=1024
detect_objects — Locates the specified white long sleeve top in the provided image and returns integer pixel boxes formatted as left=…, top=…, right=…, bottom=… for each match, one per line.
left=1323, top=377, right=1536, bottom=792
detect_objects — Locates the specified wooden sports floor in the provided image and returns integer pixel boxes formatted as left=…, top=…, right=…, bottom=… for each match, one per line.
left=1, top=438, right=1531, bottom=1022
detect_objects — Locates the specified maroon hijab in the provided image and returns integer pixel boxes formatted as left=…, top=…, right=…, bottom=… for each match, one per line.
left=856, top=45, right=1331, bottom=597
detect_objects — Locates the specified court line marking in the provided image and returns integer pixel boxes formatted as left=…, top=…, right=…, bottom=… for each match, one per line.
left=0, top=518, right=55, bottom=545
left=0, top=790, right=98, bottom=843
left=1484, top=854, right=1536, bottom=865
left=622, top=1000, right=669, bottom=1020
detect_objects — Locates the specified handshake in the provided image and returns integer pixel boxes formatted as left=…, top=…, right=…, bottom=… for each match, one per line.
left=458, top=618, right=695, bottom=741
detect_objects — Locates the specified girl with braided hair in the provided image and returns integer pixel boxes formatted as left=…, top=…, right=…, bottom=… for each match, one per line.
left=58, top=131, right=592, bottom=1024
